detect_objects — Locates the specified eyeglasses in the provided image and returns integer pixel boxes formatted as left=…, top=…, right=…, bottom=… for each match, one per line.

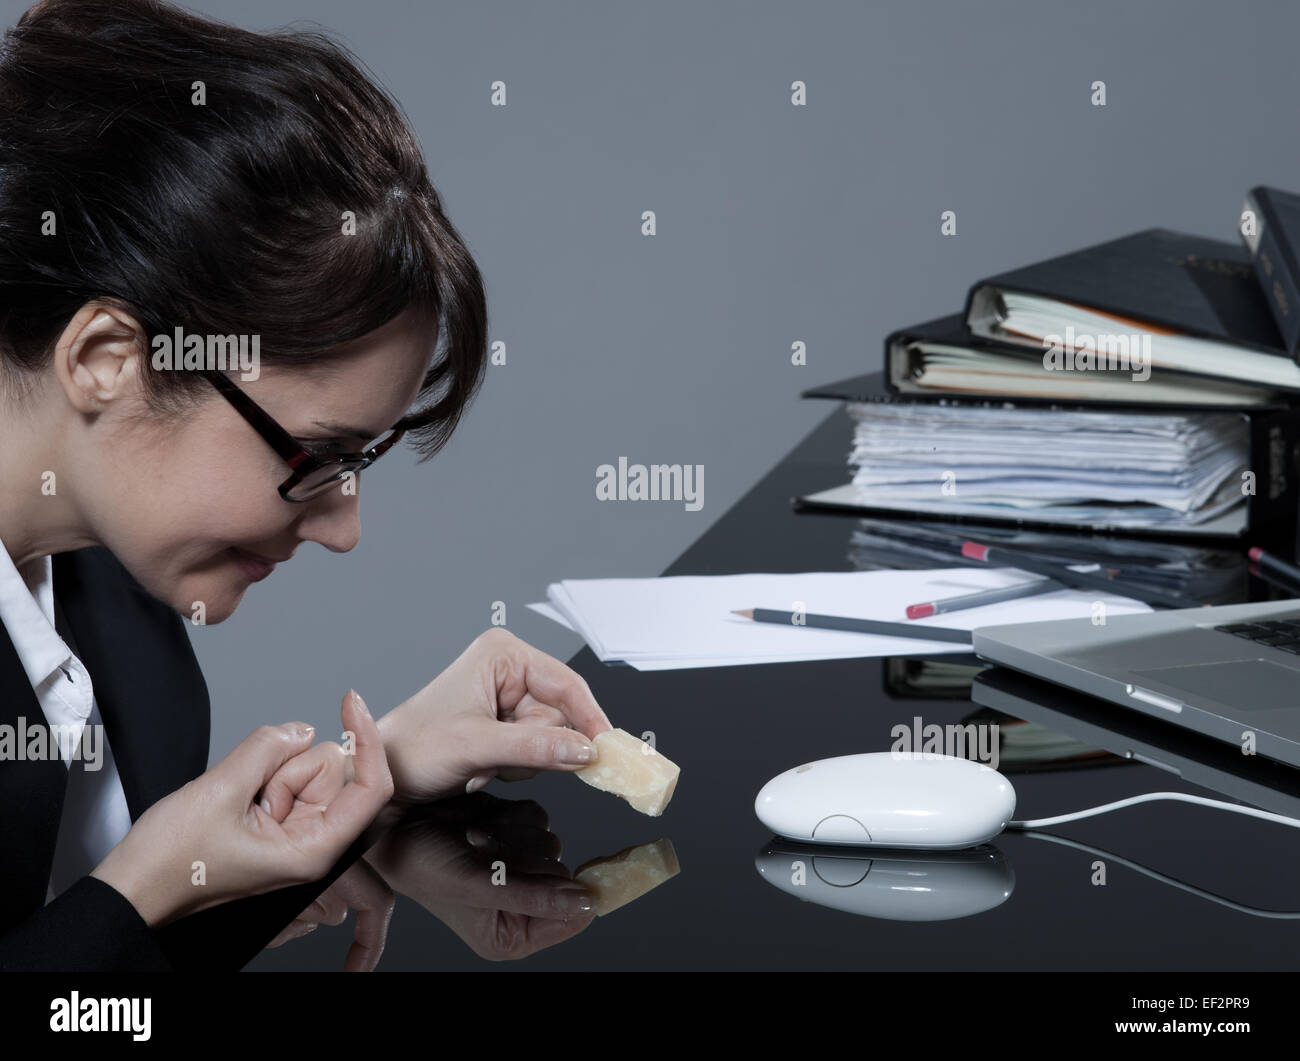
left=200, top=369, right=405, bottom=502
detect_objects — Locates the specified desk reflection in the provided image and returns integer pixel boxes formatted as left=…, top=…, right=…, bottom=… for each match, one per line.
left=757, top=839, right=1014, bottom=922
left=262, top=792, right=679, bottom=969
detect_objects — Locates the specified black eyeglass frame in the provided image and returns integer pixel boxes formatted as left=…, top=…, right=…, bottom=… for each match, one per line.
left=200, top=369, right=405, bottom=502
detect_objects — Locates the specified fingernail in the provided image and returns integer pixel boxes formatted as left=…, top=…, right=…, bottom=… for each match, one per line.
left=259, top=798, right=271, bottom=815
left=466, top=826, right=492, bottom=847
left=296, top=723, right=315, bottom=740
left=465, top=776, right=488, bottom=794
left=558, top=740, right=594, bottom=764
left=352, top=690, right=371, bottom=719
left=557, top=887, right=594, bottom=914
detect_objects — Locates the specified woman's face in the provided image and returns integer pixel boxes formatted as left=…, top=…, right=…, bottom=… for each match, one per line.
left=59, top=304, right=435, bottom=623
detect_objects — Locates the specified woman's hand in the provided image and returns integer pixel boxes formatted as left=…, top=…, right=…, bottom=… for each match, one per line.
left=365, top=792, right=596, bottom=962
left=263, top=859, right=395, bottom=972
left=90, top=690, right=394, bottom=929
left=376, top=627, right=613, bottom=805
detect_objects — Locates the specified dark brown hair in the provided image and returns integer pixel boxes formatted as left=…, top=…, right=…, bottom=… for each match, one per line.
left=0, top=0, right=487, bottom=458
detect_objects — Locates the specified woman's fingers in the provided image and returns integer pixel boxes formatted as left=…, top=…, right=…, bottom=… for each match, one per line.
left=211, top=721, right=318, bottom=804
left=267, top=691, right=393, bottom=889
left=501, top=693, right=568, bottom=728
left=492, top=695, right=568, bottom=781
left=330, top=860, right=395, bottom=973
left=484, top=631, right=612, bottom=740
left=303, top=886, right=351, bottom=927
left=259, top=741, right=349, bottom=822
left=262, top=861, right=394, bottom=971
left=475, top=719, right=601, bottom=775
left=459, top=868, right=594, bottom=921
left=287, top=862, right=394, bottom=972
left=265, top=918, right=318, bottom=948
left=465, top=822, right=564, bottom=862
left=465, top=769, right=497, bottom=794
left=314, top=690, right=395, bottom=836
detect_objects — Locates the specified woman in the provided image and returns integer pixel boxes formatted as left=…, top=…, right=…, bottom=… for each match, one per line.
left=0, top=0, right=610, bottom=970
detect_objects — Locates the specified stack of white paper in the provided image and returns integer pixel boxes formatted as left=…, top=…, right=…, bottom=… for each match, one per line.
left=528, top=569, right=1151, bottom=671
left=845, top=402, right=1248, bottom=527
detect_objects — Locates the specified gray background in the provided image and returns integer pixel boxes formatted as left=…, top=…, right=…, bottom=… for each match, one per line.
left=5, top=0, right=1299, bottom=758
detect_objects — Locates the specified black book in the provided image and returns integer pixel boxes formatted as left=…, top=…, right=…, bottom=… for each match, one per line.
left=1241, top=186, right=1300, bottom=357
left=962, top=228, right=1300, bottom=392
left=877, top=314, right=1278, bottom=406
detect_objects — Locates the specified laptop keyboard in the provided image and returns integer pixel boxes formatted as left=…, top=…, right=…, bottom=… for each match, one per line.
left=1216, top=620, right=1300, bottom=653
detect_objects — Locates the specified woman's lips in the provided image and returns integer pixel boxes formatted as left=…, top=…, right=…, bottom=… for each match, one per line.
left=230, top=547, right=278, bottom=582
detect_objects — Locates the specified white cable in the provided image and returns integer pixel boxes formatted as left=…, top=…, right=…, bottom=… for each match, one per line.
left=1019, top=830, right=1300, bottom=919
left=1007, top=790, right=1300, bottom=831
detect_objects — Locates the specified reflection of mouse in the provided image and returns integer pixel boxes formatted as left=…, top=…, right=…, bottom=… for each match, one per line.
left=755, top=839, right=1015, bottom=921
left=754, top=752, right=1016, bottom=850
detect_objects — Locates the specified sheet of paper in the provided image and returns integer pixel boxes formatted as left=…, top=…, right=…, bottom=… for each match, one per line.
left=527, top=600, right=576, bottom=631
left=844, top=401, right=1248, bottom=525
left=528, top=568, right=1152, bottom=670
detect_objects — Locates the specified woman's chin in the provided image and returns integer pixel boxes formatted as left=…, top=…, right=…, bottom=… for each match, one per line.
left=157, top=577, right=246, bottom=626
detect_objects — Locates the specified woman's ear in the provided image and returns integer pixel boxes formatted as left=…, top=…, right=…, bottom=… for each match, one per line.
left=52, top=300, right=148, bottom=414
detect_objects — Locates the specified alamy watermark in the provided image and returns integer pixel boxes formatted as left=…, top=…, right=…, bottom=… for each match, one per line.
left=0, top=717, right=103, bottom=770
left=50, top=992, right=150, bottom=1040
left=150, top=326, right=260, bottom=381
left=1042, top=327, right=1151, bottom=382
left=890, top=715, right=1000, bottom=770
left=596, top=458, right=703, bottom=511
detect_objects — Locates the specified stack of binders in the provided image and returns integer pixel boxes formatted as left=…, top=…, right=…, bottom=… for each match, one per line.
left=799, top=209, right=1300, bottom=554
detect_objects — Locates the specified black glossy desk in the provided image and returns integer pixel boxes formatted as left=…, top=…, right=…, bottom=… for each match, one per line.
left=251, top=409, right=1300, bottom=972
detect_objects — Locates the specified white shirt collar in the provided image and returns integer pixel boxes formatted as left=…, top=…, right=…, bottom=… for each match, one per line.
left=0, top=544, right=73, bottom=689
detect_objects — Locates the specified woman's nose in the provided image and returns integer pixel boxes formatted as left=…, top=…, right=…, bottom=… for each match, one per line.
left=292, top=480, right=362, bottom=553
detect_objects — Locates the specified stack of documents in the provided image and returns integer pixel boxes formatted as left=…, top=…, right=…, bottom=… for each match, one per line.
left=529, top=569, right=1151, bottom=670
left=844, top=402, right=1248, bottom=528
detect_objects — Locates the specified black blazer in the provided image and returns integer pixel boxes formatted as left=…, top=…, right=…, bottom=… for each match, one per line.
left=0, top=546, right=373, bottom=971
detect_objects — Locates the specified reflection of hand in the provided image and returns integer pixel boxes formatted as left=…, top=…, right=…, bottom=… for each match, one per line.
left=365, top=792, right=596, bottom=961
left=377, top=628, right=613, bottom=805
left=263, top=859, right=395, bottom=972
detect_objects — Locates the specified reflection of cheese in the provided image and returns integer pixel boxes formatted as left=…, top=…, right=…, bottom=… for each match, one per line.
left=575, top=728, right=680, bottom=816
left=575, top=839, right=680, bottom=916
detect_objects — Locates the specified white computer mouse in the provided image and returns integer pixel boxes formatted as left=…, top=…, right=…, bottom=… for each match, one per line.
left=754, top=751, right=1016, bottom=850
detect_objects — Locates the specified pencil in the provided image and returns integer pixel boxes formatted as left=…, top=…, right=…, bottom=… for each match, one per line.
left=1248, top=547, right=1300, bottom=592
left=731, top=607, right=973, bottom=644
left=960, top=541, right=1203, bottom=610
left=905, top=576, right=1065, bottom=618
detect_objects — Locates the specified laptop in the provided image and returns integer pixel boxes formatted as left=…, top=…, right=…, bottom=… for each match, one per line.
left=970, top=666, right=1300, bottom=817
left=971, top=599, right=1300, bottom=769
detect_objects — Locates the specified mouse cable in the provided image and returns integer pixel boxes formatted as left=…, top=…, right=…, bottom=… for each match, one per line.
left=1007, top=791, right=1300, bottom=832
left=1018, top=830, right=1300, bottom=919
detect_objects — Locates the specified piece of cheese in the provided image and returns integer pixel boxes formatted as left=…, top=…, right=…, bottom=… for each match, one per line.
left=575, top=838, right=680, bottom=916
left=575, top=728, right=679, bottom=816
